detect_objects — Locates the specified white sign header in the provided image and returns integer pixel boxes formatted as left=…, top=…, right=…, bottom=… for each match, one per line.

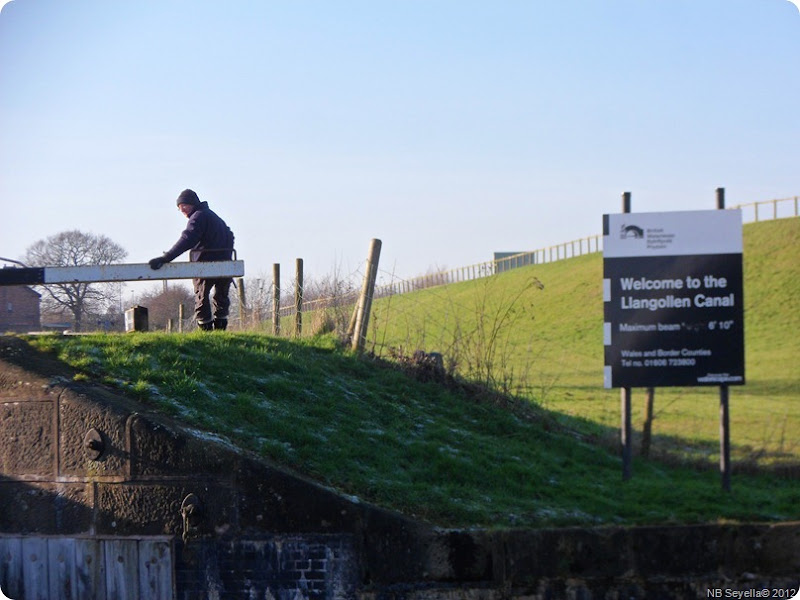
left=603, top=209, right=742, bottom=258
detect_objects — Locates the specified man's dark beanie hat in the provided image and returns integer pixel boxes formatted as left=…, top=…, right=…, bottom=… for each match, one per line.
left=176, top=189, right=200, bottom=206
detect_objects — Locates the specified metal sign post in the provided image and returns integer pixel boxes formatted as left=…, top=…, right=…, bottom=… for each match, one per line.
left=620, top=192, right=633, bottom=481
left=717, top=188, right=732, bottom=492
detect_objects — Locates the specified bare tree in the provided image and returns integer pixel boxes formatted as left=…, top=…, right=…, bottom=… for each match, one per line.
left=138, top=284, right=195, bottom=330
left=24, top=230, right=127, bottom=331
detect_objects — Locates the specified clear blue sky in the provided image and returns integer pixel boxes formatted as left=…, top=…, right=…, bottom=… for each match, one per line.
left=1, top=1, right=798, bottom=293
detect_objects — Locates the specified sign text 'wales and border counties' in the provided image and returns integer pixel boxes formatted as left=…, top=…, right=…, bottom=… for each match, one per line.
left=603, top=209, right=744, bottom=388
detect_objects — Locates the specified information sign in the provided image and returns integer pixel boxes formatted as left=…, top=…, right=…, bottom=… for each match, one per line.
left=603, top=209, right=744, bottom=388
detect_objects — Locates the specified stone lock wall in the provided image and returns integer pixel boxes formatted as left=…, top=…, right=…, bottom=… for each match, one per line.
left=0, top=338, right=365, bottom=598
left=1, top=336, right=799, bottom=599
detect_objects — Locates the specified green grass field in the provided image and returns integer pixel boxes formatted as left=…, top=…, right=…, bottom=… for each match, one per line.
left=368, top=217, right=800, bottom=469
left=21, top=217, right=800, bottom=529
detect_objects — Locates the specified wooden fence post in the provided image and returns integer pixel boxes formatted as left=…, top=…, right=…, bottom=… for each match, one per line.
left=237, top=278, right=246, bottom=330
left=295, top=258, right=303, bottom=337
left=272, top=263, right=280, bottom=336
left=351, top=238, right=382, bottom=352
left=178, top=303, right=184, bottom=333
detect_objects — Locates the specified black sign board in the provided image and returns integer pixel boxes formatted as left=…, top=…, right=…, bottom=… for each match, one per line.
left=603, top=209, right=744, bottom=388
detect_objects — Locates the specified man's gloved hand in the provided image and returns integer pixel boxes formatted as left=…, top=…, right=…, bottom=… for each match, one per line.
left=149, top=257, right=165, bottom=270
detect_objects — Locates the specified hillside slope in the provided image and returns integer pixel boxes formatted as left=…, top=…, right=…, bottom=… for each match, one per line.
left=370, top=217, right=800, bottom=466
left=20, top=218, right=799, bottom=529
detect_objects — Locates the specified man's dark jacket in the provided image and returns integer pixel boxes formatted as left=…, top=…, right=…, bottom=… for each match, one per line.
left=163, top=202, right=234, bottom=263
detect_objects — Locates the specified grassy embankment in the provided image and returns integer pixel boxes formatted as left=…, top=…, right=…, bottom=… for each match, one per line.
left=24, top=218, right=799, bottom=529
left=368, top=217, right=800, bottom=469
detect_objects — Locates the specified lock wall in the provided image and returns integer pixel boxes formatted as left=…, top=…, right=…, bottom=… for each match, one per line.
left=2, top=336, right=799, bottom=600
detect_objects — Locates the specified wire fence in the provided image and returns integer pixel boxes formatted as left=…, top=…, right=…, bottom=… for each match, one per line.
left=32, top=196, right=795, bottom=334
left=249, top=195, right=798, bottom=328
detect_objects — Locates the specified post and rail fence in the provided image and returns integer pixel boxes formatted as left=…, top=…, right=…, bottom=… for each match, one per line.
left=1, top=196, right=795, bottom=334
left=272, top=195, right=798, bottom=325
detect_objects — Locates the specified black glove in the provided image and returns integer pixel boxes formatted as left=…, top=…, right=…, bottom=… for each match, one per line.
left=149, top=257, right=165, bottom=270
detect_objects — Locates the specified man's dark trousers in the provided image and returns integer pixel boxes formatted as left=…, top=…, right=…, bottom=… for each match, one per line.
left=194, top=277, right=232, bottom=330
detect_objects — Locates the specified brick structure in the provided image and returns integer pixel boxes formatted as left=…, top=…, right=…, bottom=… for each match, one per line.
left=0, top=286, right=40, bottom=332
left=1, top=335, right=799, bottom=599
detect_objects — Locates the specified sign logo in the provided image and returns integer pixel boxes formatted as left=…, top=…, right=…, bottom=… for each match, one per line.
left=619, top=224, right=644, bottom=239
